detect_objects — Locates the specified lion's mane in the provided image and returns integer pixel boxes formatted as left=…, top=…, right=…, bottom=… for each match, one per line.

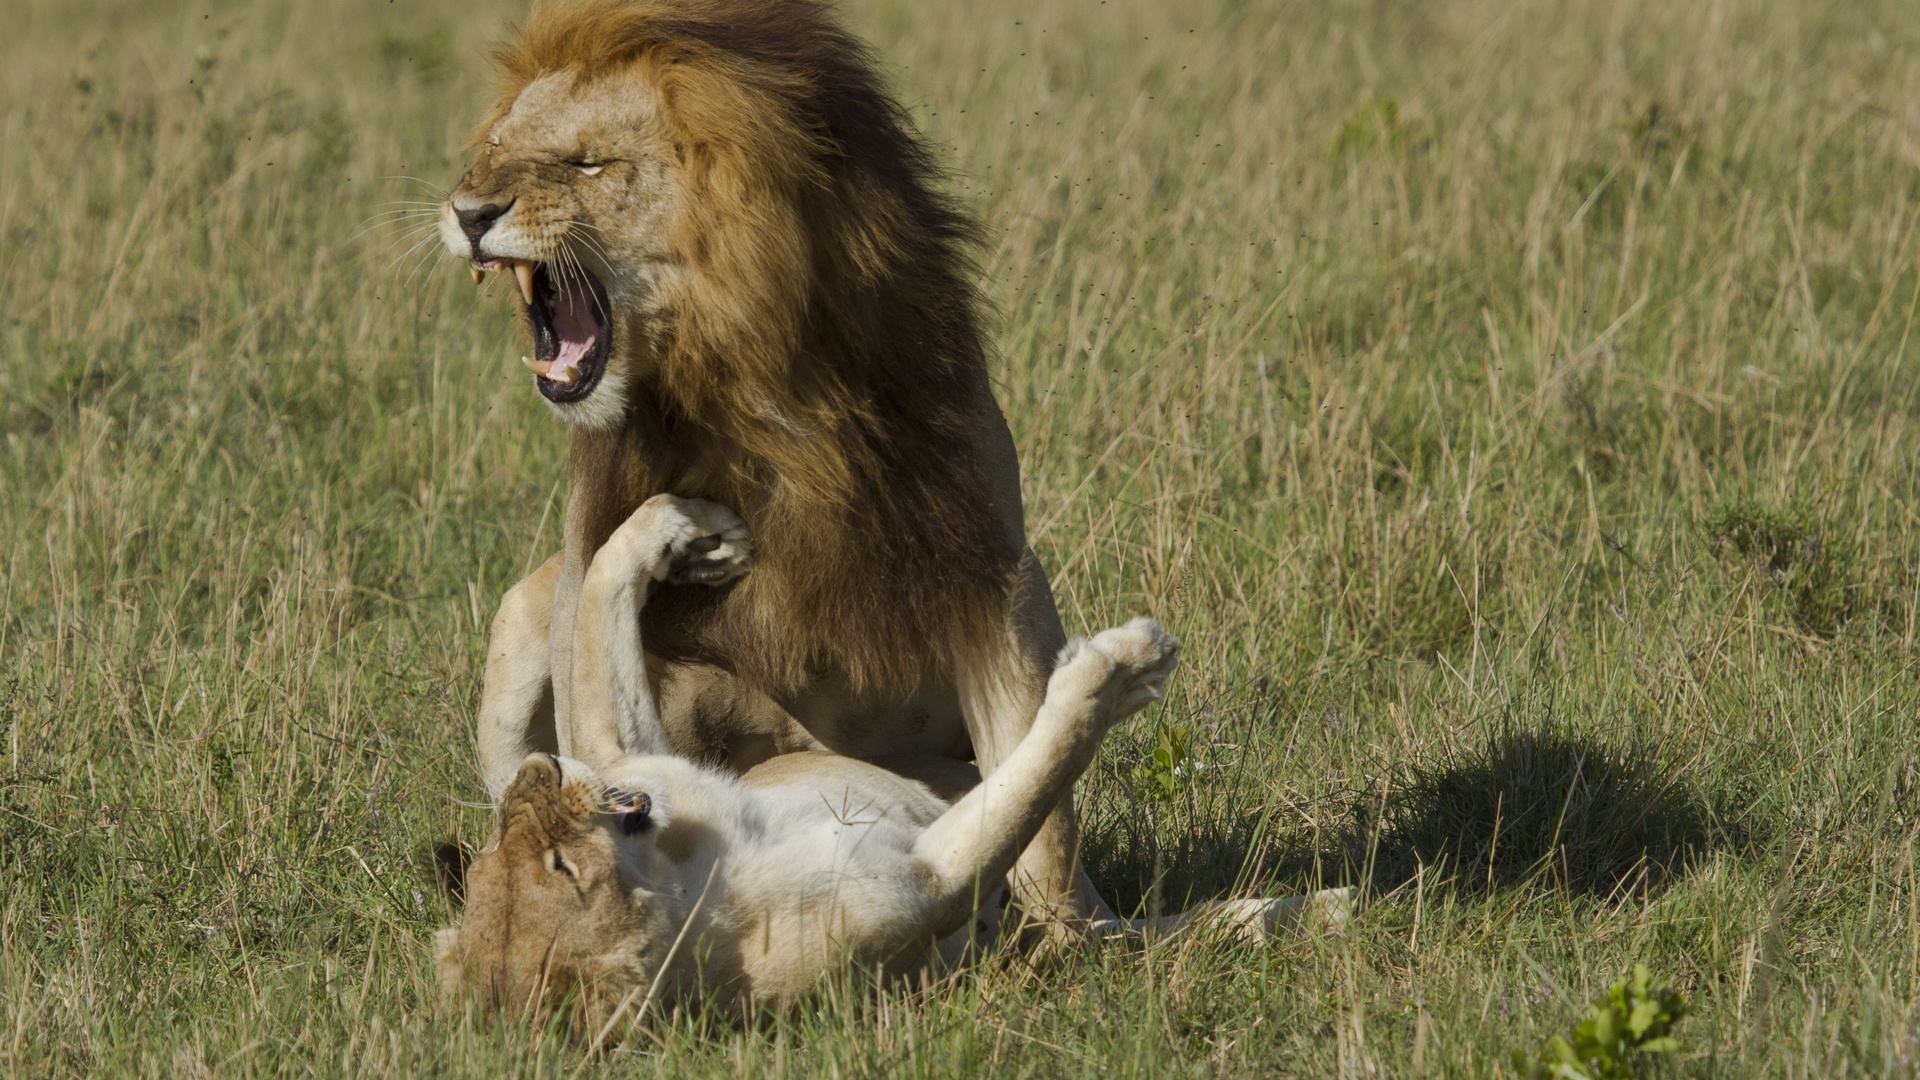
left=488, top=0, right=1020, bottom=699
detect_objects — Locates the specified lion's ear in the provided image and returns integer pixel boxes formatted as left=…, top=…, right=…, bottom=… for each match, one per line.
left=430, top=841, right=473, bottom=905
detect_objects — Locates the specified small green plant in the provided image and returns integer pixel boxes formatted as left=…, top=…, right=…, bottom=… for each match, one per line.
left=1131, top=719, right=1198, bottom=801
left=1513, top=965, right=1689, bottom=1079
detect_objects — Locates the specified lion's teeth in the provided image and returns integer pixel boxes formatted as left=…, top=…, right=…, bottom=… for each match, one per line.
left=521, top=355, right=551, bottom=377
left=547, top=362, right=577, bottom=385
left=470, top=266, right=485, bottom=285
left=513, top=261, right=536, bottom=305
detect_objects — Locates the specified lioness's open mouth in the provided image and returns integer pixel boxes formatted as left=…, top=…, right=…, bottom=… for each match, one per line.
left=474, top=258, right=610, bottom=403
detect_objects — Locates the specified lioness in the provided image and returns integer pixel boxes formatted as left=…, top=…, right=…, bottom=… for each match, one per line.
left=436, top=494, right=1182, bottom=1022
left=438, top=0, right=1143, bottom=931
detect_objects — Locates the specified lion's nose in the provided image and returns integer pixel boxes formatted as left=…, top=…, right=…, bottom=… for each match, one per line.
left=455, top=199, right=515, bottom=247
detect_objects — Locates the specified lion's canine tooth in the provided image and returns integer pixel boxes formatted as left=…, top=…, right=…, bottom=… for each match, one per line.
left=513, top=261, right=536, bottom=305
left=471, top=266, right=486, bottom=285
left=521, top=355, right=551, bottom=377
left=547, top=363, right=577, bottom=385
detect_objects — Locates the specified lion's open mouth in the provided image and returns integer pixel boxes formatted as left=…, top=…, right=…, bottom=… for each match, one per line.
left=476, top=258, right=610, bottom=403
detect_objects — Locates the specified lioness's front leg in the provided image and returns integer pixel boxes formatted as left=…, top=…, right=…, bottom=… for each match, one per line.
left=918, top=619, right=1178, bottom=937
left=568, top=495, right=751, bottom=769
left=476, top=553, right=562, bottom=800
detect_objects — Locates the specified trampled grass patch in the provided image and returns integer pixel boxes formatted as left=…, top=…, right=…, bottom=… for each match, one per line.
left=4, top=0, right=1920, bottom=1075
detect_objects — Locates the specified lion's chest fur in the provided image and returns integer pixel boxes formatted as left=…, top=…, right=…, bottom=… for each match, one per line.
left=647, top=654, right=972, bottom=770
left=577, top=389, right=1023, bottom=699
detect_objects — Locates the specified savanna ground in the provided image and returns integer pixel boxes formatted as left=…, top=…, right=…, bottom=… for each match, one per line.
left=3, top=0, right=1919, bottom=1074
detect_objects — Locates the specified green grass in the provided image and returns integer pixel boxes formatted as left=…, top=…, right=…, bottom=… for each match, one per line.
left=4, top=0, right=1920, bottom=1074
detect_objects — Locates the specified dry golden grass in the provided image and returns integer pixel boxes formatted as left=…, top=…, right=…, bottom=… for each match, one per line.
left=4, top=0, right=1920, bottom=1074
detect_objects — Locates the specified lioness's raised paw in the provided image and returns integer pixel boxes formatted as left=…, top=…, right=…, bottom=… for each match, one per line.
left=1049, top=617, right=1180, bottom=728
left=1087, top=617, right=1180, bottom=719
left=604, top=495, right=752, bottom=587
left=645, top=495, right=753, bottom=586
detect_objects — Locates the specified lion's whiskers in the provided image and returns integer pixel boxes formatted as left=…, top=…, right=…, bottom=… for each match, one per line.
left=553, top=219, right=615, bottom=264
left=382, top=174, right=452, bottom=200
left=393, top=227, right=459, bottom=291
left=348, top=208, right=443, bottom=248
left=360, top=180, right=461, bottom=285
left=551, top=225, right=615, bottom=324
left=383, top=230, right=444, bottom=277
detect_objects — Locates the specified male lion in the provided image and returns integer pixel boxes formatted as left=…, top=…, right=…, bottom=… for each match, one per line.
left=437, top=0, right=1306, bottom=935
left=435, top=494, right=1186, bottom=1023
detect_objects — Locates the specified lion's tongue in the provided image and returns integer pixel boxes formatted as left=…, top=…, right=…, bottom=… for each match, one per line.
left=547, top=282, right=600, bottom=384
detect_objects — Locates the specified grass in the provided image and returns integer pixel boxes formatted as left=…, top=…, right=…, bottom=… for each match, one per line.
left=4, top=0, right=1920, bottom=1074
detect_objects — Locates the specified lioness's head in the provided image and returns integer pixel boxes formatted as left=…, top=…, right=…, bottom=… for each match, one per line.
left=436, top=754, right=674, bottom=1030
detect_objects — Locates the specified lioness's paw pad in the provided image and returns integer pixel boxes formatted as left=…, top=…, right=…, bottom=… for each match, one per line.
left=1081, top=617, right=1179, bottom=718
left=1089, top=617, right=1178, bottom=674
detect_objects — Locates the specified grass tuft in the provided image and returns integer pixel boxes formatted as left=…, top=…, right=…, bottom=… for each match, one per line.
left=1705, top=497, right=1860, bottom=635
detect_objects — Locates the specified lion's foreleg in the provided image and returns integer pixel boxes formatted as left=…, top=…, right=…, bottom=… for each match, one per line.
left=917, top=620, right=1176, bottom=936
left=477, top=554, right=564, bottom=800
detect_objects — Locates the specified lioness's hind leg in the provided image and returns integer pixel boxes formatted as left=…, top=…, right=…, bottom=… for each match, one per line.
left=958, top=551, right=1132, bottom=933
left=913, top=620, right=1177, bottom=936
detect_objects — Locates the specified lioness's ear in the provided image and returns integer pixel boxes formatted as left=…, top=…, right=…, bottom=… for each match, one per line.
left=430, top=841, right=473, bottom=905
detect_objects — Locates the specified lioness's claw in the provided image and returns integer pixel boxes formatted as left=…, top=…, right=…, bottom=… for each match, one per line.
left=667, top=530, right=751, bottom=585
left=625, top=496, right=754, bottom=588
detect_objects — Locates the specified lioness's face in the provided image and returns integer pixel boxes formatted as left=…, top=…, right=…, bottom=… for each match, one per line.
left=440, top=68, right=678, bottom=430
left=436, top=754, right=669, bottom=1026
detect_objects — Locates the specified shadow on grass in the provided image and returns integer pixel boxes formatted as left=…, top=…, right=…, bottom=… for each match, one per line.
left=1082, top=805, right=1276, bottom=919
left=1353, top=717, right=1749, bottom=898
left=1082, top=714, right=1754, bottom=914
